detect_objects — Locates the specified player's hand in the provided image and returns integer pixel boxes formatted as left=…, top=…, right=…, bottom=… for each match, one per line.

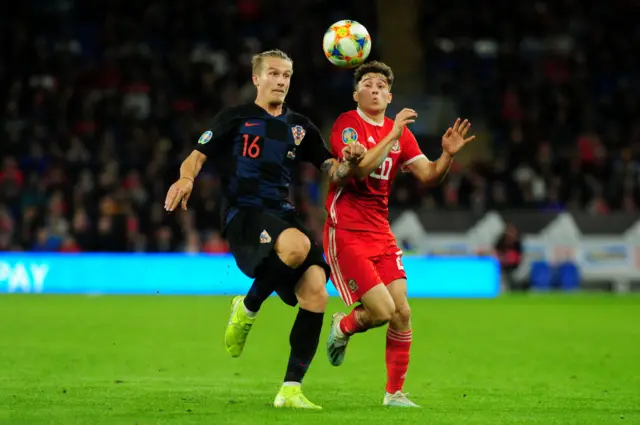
left=441, top=118, right=476, bottom=157
left=164, top=177, right=194, bottom=212
left=342, top=142, right=367, bottom=164
left=390, top=108, right=418, bottom=140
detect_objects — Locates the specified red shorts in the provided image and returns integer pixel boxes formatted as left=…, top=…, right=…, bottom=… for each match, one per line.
left=323, top=225, right=406, bottom=306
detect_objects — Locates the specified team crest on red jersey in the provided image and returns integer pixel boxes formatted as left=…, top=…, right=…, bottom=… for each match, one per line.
left=291, top=125, right=306, bottom=145
left=391, top=140, right=401, bottom=152
left=348, top=279, right=358, bottom=291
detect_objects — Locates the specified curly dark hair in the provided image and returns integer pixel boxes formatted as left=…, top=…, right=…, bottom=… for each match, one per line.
left=353, top=61, right=394, bottom=90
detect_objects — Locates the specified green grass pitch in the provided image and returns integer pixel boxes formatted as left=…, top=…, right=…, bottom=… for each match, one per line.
left=1, top=294, right=639, bottom=425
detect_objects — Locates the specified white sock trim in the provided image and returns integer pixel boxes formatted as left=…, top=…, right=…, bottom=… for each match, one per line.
left=243, top=303, right=257, bottom=318
left=283, top=381, right=301, bottom=387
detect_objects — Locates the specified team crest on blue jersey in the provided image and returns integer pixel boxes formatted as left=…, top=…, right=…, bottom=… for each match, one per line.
left=198, top=130, right=212, bottom=145
left=391, top=140, right=401, bottom=152
left=342, top=127, right=358, bottom=144
left=291, top=125, right=306, bottom=146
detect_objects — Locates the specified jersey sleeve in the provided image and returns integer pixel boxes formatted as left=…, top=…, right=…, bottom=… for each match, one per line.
left=193, top=107, right=237, bottom=157
left=399, top=128, right=428, bottom=172
left=296, top=119, right=333, bottom=170
left=329, top=113, right=366, bottom=161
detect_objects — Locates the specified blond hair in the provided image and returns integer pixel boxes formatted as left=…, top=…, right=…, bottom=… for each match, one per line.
left=251, top=49, right=293, bottom=74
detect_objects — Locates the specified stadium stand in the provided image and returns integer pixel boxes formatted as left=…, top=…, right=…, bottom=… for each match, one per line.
left=1, top=0, right=638, bottom=254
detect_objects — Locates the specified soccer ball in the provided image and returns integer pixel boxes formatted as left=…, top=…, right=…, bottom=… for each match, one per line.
left=323, top=20, right=372, bottom=68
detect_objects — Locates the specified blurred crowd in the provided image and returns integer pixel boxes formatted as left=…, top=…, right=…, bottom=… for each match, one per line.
left=396, top=0, right=640, bottom=214
left=1, top=0, right=638, bottom=253
left=0, top=0, right=374, bottom=252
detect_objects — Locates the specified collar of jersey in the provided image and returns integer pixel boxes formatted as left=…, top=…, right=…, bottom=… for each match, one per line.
left=253, top=102, right=289, bottom=118
left=357, top=107, right=384, bottom=127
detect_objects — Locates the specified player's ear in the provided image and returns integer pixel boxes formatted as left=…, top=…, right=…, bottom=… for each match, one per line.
left=353, top=90, right=358, bottom=102
left=252, top=74, right=259, bottom=88
left=388, top=92, right=393, bottom=104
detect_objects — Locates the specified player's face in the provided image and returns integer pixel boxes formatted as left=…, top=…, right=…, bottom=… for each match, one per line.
left=253, top=57, right=293, bottom=105
left=354, top=73, right=392, bottom=113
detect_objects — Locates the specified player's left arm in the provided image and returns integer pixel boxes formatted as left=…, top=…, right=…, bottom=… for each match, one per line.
left=403, top=118, right=475, bottom=186
left=297, top=120, right=365, bottom=184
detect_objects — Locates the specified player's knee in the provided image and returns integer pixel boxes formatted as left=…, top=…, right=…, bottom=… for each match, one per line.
left=374, top=308, right=394, bottom=325
left=392, top=303, right=411, bottom=328
left=361, top=284, right=396, bottom=327
left=275, top=228, right=311, bottom=268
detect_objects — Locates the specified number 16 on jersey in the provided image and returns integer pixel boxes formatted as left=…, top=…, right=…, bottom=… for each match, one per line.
left=242, top=134, right=262, bottom=158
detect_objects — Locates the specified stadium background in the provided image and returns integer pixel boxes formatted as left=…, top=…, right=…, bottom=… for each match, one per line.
left=2, top=0, right=639, bottom=293
left=1, top=1, right=639, bottom=424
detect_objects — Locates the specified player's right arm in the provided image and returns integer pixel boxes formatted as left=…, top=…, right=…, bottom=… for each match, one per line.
left=165, top=108, right=236, bottom=212
left=180, top=150, right=207, bottom=181
left=349, top=108, right=417, bottom=180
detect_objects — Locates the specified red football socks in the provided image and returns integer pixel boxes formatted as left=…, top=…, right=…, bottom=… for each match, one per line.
left=339, top=305, right=366, bottom=336
left=385, top=327, right=412, bottom=393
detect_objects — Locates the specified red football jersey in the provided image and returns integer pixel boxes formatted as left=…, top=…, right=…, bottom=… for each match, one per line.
left=325, top=109, right=426, bottom=233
